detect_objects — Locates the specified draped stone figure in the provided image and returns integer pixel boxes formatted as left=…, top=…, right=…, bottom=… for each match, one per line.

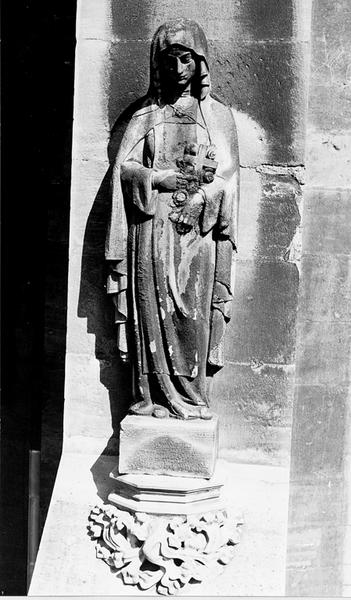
left=105, top=19, right=239, bottom=420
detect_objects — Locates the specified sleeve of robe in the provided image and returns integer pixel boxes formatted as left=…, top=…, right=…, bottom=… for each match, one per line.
left=105, top=113, right=157, bottom=354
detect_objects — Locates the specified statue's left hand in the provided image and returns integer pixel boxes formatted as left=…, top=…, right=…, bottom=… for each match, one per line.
left=176, top=192, right=204, bottom=234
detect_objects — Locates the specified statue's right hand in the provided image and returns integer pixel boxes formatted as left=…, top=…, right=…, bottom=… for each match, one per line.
left=153, top=169, right=188, bottom=191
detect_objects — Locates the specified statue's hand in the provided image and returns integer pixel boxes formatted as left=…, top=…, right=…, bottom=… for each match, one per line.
left=176, top=192, right=204, bottom=234
left=152, top=169, right=189, bottom=191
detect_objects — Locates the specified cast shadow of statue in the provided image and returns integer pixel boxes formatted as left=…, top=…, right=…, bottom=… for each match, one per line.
left=77, top=96, right=147, bottom=501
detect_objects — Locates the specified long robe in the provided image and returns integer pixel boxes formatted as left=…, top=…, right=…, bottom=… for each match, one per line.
left=106, top=94, right=239, bottom=419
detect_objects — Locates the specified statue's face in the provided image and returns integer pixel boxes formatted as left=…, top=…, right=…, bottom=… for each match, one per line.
left=161, top=46, right=196, bottom=88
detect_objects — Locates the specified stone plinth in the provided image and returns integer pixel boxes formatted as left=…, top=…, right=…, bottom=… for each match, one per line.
left=118, top=414, right=219, bottom=479
left=108, top=471, right=224, bottom=515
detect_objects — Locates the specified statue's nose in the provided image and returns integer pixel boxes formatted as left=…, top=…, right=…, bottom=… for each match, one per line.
left=175, top=58, right=183, bottom=74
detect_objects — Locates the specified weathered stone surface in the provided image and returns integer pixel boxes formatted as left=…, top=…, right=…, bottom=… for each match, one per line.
left=78, top=0, right=300, bottom=44
left=212, top=362, right=294, bottom=464
left=287, top=534, right=344, bottom=596
left=288, top=480, right=345, bottom=525
left=238, top=169, right=301, bottom=260
left=227, top=260, right=299, bottom=364
left=306, top=132, right=351, bottom=188
left=70, top=158, right=109, bottom=248
left=302, top=188, right=351, bottom=255
left=72, top=41, right=111, bottom=161
left=106, top=39, right=309, bottom=164
left=72, top=250, right=117, bottom=359
left=291, top=384, right=348, bottom=478
left=210, top=40, right=309, bottom=164
left=287, top=1, right=351, bottom=585
left=256, top=171, right=301, bottom=258
left=296, top=321, right=351, bottom=386
left=298, top=254, right=351, bottom=322
left=119, top=415, right=219, bottom=478
left=308, top=0, right=351, bottom=133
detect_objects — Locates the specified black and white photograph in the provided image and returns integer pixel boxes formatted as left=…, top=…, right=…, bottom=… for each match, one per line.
left=1, top=0, right=351, bottom=597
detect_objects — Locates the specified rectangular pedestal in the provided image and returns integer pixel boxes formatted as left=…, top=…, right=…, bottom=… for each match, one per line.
left=118, top=414, right=219, bottom=478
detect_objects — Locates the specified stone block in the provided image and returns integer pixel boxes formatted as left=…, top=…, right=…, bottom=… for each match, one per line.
left=288, top=480, right=345, bottom=526
left=256, top=171, right=301, bottom=259
left=302, top=188, right=351, bottom=255
left=299, top=255, right=351, bottom=322
left=311, top=0, right=351, bottom=46
left=296, top=321, right=351, bottom=386
left=70, top=158, right=109, bottom=249
left=291, top=384, right=348, bottom=478
left=212, top=362, right=294, bottom=464
left=287, top=547, right=344, bottom=596
left=107, top=0, right=296, bottom=44
left=106, top=37, right=309, bottom=164
left=76, top=0, right=302, bottom=45
left=238, top=169, right=301, bottom=260
left=227, top=259, right=299, bottom=364
left=210, top=40, right=309, bottom=164
left=118, top=415, right=219, bottom=478
left=107, top=41, right=150, bottom=128
left=237, top=169, right=262, bottom=256
left=73, top=40, right=111, bottom=161
left=308, top=0, right=351, bottom=133
left=306, top=133, right=351, bottom=188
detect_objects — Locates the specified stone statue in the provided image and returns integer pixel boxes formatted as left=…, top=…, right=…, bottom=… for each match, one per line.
left=105, top=18, right=239, bottom=421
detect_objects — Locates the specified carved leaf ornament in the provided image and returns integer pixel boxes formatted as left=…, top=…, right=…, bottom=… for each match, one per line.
left=88, top=505, right=241, bottom=595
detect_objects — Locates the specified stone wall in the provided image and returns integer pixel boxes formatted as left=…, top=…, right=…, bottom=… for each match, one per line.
left=286, top=0, right=351, bottom=595
left=65, top=0, right=309, bottom=464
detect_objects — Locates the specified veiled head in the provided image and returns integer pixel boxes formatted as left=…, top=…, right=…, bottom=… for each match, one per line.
left=149, top=19, right=211, bottom=102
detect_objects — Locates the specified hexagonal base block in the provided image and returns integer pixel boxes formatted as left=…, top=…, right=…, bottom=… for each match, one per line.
left=108, top=471, right=224, bottom=515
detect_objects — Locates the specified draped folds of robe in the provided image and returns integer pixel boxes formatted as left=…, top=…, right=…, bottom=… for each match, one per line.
left=106, top=94, right=239, bottom=419
left=105, top=20, right=239, bottom=419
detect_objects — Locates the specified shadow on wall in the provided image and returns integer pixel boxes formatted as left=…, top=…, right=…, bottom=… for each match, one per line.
left=216, top=0, right=297, bottom=163
left=77, top=99, right=151, bottom=484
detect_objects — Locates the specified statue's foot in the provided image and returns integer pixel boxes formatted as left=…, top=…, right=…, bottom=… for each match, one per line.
left=129, top=400, right=154, bottom=416
left=199, top=406, right=213, bottom=420
left=129, top=401, right=170, bottom=418
left=167, top=397, right=213, bottom=420
left=152, top=404, right=170, bottom=418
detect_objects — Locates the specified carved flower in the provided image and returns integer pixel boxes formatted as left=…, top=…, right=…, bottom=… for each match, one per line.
left=104, top=505, right=119, bottom=520
left=218, top=544, right=236, bottom=565
left=129, top=512, right=151, bottom=541
left=167, top=533, right=181, bottom=550
left=183, top=531, right=207, bottom=553
left=121, top=562, right=141, bottom=586
left=89, top=506, right=239, bottom=595
left=138, top=568, right=163, bottom=591
left=206, top=145, right=217, bottom=159
left=171, top=516, right=187, bottom=528
left=88, top=522, right=103, bottom=539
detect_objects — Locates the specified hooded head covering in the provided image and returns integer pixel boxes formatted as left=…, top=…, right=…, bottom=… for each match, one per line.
left=149, top=19, right=211, bottom=102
